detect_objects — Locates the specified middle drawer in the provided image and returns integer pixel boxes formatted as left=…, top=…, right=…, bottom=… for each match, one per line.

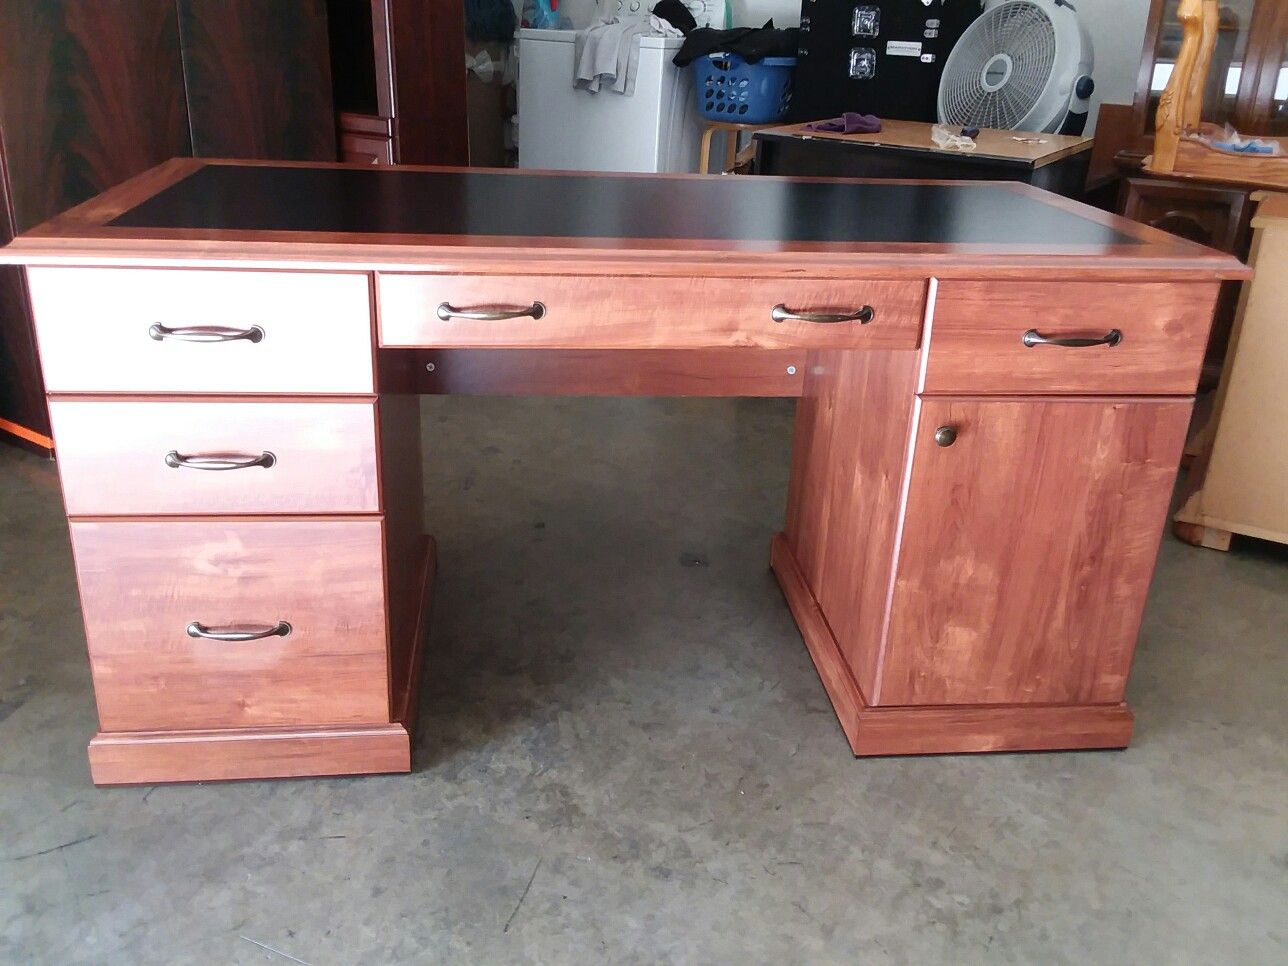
left=51, top=399, right=380, bottom=516
left=378, top=274, right=926, bottom=349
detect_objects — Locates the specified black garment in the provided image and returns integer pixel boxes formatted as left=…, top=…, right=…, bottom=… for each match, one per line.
left=672, top=21, right=800, bottom=67
left=651, top=0, right=697, bottom=34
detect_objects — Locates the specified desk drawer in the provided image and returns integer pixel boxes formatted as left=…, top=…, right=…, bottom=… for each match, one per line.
left=924, top=281, right=1218, bottom=395
left=28, top=268, right=374, bottom=394
left=378, top=274, right=925, bottom=349
left=51, top=399, right=380, bottom=516
left=71, top=519, right=389, bottom=732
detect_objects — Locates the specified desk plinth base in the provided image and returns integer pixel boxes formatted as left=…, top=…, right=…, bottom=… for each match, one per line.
left=87, top=536, right=437, bottom=786
left=770, top=534, right=1135, bottom=757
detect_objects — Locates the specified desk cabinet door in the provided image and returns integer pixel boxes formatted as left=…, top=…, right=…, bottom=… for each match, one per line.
left=878, top=397, right=1190, bottom=707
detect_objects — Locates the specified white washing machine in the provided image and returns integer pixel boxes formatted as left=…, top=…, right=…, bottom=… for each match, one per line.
left=517, top=28, right=703, bottom=174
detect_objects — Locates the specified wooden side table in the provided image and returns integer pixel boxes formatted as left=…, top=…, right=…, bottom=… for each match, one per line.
left=754, top=119, right=1093, bottom=197
left=698, top=121, right=782, bottom=175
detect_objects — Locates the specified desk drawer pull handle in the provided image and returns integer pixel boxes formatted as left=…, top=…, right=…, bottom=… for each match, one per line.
left=186, top=620, right=292, bottom=642
left=771, top=304, right=875, bottom=324
left=165, top=450, right=276, bottom=471
left=1022, top=328, right=1122, bottom=348
left=149, top=323, right=265, bottom=343
left=437, top=301, right=546, bottom=321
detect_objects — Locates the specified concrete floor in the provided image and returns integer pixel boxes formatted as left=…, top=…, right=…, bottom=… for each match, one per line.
left=1, top=396, right=1285, bottom=965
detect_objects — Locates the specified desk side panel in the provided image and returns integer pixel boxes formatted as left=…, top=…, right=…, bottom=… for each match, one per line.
left=377, top=394, right=429, bottom=731
left=782, top=348, right=920, bottom=698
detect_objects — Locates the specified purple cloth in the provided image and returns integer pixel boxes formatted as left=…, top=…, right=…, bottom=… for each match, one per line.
left=803, top=112, right=882, bottom=134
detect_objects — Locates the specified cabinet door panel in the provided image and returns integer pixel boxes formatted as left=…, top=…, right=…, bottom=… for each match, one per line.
left=879, top=397, right=1190, bottom=707
left=177, top=0, right=335, bottom=160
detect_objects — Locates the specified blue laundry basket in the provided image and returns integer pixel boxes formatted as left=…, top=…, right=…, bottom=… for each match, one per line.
left=693, top=53, right=795, bottom=124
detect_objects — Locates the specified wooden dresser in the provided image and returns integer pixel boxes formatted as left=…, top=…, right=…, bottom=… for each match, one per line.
left=0, top=161, right=1247, bottom=785
left=1175, top=191, right=1288, bottom=550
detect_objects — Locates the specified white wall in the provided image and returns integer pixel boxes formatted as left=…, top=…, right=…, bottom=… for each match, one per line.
left=725, top=0, right=1151, bottom=133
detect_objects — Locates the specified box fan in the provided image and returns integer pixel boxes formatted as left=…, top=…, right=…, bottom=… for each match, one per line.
left=938, top=0, right=1095, bottom=135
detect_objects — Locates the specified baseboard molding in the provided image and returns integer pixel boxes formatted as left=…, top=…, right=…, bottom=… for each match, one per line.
left=770, top=532, right=1134, bottom=757
left=88, top=723, right=411, bottom=786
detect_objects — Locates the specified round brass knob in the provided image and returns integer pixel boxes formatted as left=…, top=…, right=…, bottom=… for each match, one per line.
left=934, top=426, right=958, bottom=447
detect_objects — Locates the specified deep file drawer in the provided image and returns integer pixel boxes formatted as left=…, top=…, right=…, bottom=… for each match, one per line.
left=50, top=398, right=380, bottom=516
left=378, top=274, right=926, bottom=349
left=70, top=519, right=390, bottom=732
left=27, top=268, right=375, bottom=394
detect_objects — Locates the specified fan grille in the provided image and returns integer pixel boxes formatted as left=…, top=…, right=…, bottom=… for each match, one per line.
left=941, top=1, right=1058, bottom=130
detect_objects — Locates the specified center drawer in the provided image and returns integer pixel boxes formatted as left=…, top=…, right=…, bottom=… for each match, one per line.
left=377, top=274, right=926, bottom=350
left=70, top=519, right=390, bottom=733
left=50, top=398, right=381, bottom=516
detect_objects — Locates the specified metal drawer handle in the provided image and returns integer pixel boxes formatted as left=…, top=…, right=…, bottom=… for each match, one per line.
left=165, top=450, right=276, bottom=471
left=186, top=620, right=292, bottom=642
left=1022, top=328, right=1122, bottom=348
left=436, top=301, right=546, bottom=321
left=149, top=323, right=265, bottom=343
left=771, top=303, right=875, bottom=324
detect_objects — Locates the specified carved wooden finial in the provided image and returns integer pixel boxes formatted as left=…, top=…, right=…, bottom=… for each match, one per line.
left=1153, top=0, right=1215, bottom=173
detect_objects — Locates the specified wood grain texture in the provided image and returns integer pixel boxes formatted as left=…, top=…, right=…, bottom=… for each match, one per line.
left=1118, top=178, right=1253, bottom=385
left=0, top=0, right=189, bottom=445
left=771, top=534, right=1134, bottom=756
left=339, top=112, right=395, bottom=137
left=27, top=267, right=374, bottom=394
left=340, top=131, right=395, bottom=166
left=1119, top=177, right=1253, bottom=253
left=374, top=395, right=428, bottom=730
left=176, top=0, right=336, bottom=161
left=878, top=397, right=1192, bottom=707
left=924, top=281, right=1221, bottom=395
left=781, top=348, right=921, bottom=697
left=0, top=0, right=190, bottom=233
left=759, top=120, right=1092, bottom=167
left=847, top=703, right=1134, bottom=756
left=377, top=275, right=926, bottom=350
left=88, top=723, right=410, bottom=785
left=50, top=398, right=380, bottom=516
left=385, top=0, right=467, bottom=165
left=70, top=519, right=390, bottom=732
left=378, top=349, right=806, bottom=396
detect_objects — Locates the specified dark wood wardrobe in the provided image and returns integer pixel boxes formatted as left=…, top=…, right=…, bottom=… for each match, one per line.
left=0, top=0, right=337, bottom=453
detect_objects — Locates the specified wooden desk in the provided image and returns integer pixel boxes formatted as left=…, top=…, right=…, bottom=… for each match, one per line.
left=1, top=160, right=1245, bottom=785
left=755, top=120, right=1094, bottom=197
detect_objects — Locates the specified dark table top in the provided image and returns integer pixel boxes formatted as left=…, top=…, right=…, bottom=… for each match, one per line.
left=3, top=160, right=1251, bottom=280
left=107, top=164, right=1139, bottom=248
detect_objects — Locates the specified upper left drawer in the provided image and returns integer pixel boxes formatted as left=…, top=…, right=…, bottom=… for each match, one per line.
left=27, top=268, right=374, bottom=394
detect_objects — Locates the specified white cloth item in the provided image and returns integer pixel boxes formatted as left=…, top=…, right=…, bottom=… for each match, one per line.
left=931, top=124, right=977, bottom=152
left=574, top=15, right=681, bottom=95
